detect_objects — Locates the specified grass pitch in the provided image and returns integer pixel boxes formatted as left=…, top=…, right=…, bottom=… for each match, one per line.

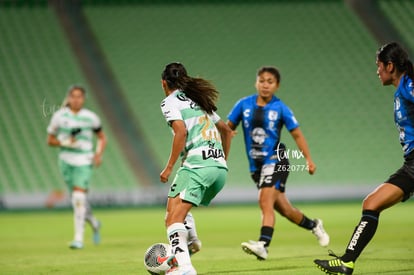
left=1, top=201, right=413, bottom=274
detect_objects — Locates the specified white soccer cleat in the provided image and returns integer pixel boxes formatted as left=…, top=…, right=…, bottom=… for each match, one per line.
left=312, top=219, right=330, bottom=247
left=241, top=240, right=268, bottom=260
left=69, top=240, right=83, bottom=249
left=188, top=239, right=202, bottom=256
left=166, top=265, right=197, bottom=275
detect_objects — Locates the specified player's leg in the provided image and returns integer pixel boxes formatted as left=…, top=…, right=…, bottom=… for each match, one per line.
left=164, top=167, right=201, bottom=274
left=185, top=167, right=226, bottom=256
left=273, top=192, right=329, bottom=247
left=70, top=187, right=86, bottom=249
left=241, top=165, right=276, bottom=260
left=69, top=165, right=93, bottom=249
left=76, top=164, right=101, bottom=245
left=314, top=183, right=405, bottom=275
left=342, top=183, right=404, bottom=261
left=184, top=212, right=201, bottom=255
left=59, top=160, right=84, bottom=249
left=85, top=200, right=101, bottom=245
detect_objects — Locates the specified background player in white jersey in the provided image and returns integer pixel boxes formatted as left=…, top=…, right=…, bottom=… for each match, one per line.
left=47, top=85, right=106, bottom=249
left=159, top=62, right=232, bottom=275
left=227, top=66, right=329, bottom=260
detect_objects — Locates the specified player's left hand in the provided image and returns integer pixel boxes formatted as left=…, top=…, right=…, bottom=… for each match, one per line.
left=160, top=166, right=172, bottom=183
left=93, top=154, right=103, bottom=167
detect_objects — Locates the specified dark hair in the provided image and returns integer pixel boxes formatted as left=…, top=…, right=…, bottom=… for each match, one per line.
left=257, top=66, right=281, bottom=83
left=376, top=42, right=414, bottom=81
left=162, top=62, right=218, bottom=114
left=62, top=85, right=86, bottom=107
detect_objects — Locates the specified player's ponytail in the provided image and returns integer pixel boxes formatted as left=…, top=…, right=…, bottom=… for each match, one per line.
left=405, top=59, right=414, bottom=82
left=162, top=62, right=218, bottom=114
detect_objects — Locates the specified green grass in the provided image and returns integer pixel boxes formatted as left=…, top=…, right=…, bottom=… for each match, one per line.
left=1, top=201, right=413, bottom=274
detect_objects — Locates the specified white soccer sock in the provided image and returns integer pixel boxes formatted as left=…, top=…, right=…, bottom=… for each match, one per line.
left=85, top=200, right=99, bottom=230
left=167, top=223, right=192, bottom=267
left=184, top=212, right=199, bottom=242
left=71, top=191, right=86, bottom=243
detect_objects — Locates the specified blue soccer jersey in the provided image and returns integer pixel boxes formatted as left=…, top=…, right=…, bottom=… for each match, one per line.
left=227, top=94, right=299, bottom=172
left=394, top=74, right=414, bottom=156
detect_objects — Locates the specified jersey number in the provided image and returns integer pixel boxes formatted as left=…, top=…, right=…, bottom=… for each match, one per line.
left=199, top=115, right=221, bottom=141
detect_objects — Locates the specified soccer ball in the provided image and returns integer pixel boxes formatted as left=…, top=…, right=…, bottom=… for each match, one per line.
left=144, top=243, right=175, bottom=275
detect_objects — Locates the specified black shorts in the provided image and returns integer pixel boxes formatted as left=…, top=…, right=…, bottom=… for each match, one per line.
left=385, top=151, right=414, bottom=202
left=251, top=157, right=289, bottom=192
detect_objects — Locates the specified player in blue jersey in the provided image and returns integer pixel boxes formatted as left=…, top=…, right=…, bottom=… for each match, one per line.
left=314, top=43, right=414, bottom=275
left=227, top=66, right=329, bottom=260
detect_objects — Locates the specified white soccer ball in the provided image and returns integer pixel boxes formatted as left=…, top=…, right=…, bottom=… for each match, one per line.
left=144, top=243, right=174, bottom=275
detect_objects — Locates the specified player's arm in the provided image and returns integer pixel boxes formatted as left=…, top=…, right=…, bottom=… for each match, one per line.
left=93, top=129, right=107, bottom=167
left=289, top=127, right=316, bottom=175
left=215, top=120, right=232, bottom=160
left=160, top=120, right=187, bottom=183
left=47, top=134, right=61, bottom=147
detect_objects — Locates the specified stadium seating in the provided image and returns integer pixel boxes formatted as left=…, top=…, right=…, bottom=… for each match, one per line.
left=0, top=5, right=137, bottom=198
left=1, top=0, right=413, bottom=207
left=379, top=0, right=414, bottom=53
left=83, top=0, right=405, bottom=189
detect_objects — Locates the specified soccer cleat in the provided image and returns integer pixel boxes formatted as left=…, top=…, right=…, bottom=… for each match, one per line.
left=69, top=240, right=84, bottom=249
left=188, top=239, right=202, bottom=256
left=312, top=219, right=330, bottom=247
left=157, top=254, right=178, bottom=269
left=314, top=251, right=354, bottom=275
left=241, top=240, right=268, bottom=260
left=166, top=265, right=197, bottom=275
left=93, top=220, right=101, bottom=245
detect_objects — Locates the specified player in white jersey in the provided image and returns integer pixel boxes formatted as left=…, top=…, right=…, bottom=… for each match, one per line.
left=159, top=62, right=232, bottom=275
left=47, top=85, right=107, bottom=249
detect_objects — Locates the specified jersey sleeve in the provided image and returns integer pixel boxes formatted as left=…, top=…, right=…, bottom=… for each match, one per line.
left=90, top=112, right=102, bottom=132
left=47, top=111, right=60, bottom=135
left=281, top=103, right=299, bottom=131
left=227, top=98, right=244, bottom=126
left=160, top=98, right=182, bottom=123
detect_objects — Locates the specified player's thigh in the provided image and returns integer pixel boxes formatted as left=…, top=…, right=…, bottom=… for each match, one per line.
left=363, top=183, right=404, bottom=211
left=59, top=160, right=74, bottom=188
left=200, top=167, right=227, bottom=206
left=72, top=165, right=93, bottom=190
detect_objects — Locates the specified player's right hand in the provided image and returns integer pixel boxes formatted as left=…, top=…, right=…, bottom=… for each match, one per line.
left=60, top=137, right=78, bottom=148
left=160, top=166, right=172, bottom=183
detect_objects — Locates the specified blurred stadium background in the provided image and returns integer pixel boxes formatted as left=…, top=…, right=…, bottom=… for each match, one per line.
left=1, top=0, right=413, bottom=209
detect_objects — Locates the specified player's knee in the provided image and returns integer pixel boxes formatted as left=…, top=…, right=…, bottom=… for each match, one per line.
left=362, top=195, right=380, bottom=211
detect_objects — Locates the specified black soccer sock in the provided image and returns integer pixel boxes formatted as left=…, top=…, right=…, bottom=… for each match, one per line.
left=298, top=215, right=316, bottom=230
left=259, top=226, right=274, bottom=247
left=341, top=210, right=379, bottom=263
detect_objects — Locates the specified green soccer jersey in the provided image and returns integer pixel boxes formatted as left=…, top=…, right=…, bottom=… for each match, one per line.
left=47, top=107, right=101, bottom=166
left=161, top=90, right=227, bottom=169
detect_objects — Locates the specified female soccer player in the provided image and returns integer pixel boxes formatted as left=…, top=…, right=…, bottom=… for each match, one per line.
left=47, top=85, right=106, bottom=249
left=159, top=62, right=232, bottom=275
left=227, top=66, right=329, bottom=260
left=314, top=43, right=414, bottom=274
